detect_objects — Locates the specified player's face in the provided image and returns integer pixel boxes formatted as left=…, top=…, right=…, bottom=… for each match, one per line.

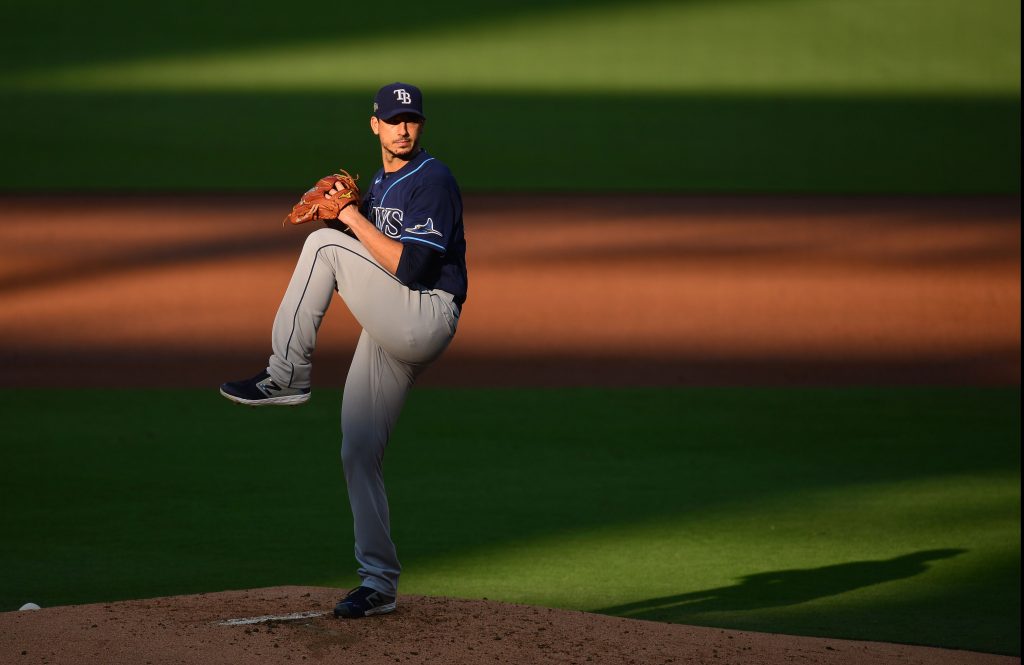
left=372, top=113, right=424, bottom=159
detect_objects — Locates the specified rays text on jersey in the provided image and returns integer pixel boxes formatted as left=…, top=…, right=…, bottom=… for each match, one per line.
left=372, top=206, right=403, bottom=238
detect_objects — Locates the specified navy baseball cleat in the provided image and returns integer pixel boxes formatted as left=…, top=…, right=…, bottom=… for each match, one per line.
left=333, top=586, right=397, bottom=619
left=219, top=369, right=310, bottom=406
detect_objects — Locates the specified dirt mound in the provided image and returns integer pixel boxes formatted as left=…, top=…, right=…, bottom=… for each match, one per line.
left=1, top=586, right=1016, bottom=665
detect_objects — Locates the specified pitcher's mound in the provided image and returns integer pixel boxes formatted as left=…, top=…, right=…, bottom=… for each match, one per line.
left=0, top=586, right=1014, bottom=664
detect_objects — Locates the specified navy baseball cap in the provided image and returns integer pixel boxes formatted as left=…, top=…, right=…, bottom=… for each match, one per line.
left=373, top=82, right=425, bottom=120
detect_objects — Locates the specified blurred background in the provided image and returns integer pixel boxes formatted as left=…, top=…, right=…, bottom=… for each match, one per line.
left=0, top=0, right=1019, bottom=192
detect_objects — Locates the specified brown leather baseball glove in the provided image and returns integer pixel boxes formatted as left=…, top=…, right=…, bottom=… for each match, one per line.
left=284, top=170, right=360, bottom=225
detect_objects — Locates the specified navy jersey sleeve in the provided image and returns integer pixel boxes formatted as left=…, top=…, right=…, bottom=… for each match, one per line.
left=399, top=183, right=460, bottom=254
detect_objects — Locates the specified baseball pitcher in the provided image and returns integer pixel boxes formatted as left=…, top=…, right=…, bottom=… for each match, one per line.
left=220, top=82, right=468, bottom=619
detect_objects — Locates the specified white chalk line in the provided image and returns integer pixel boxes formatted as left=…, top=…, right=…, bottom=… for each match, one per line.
left=218, top=610, right=327, bottom=626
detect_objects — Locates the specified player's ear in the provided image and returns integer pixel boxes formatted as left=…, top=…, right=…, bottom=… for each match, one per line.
left=370, top=116, right=380, bottom=135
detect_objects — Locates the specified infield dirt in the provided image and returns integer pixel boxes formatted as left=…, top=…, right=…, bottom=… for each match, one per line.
left=1, top=586, right=1019, bottom=665
left=0, top=194, right=1019, bottom=387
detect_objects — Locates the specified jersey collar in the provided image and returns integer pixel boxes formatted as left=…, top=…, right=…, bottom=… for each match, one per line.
left=386, top=148, right=429, bottom=177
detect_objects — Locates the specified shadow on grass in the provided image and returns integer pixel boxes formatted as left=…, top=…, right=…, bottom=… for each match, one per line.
left=0, top=90, right=1018, bottom=193
left=593, top=549, right=966, bottom=622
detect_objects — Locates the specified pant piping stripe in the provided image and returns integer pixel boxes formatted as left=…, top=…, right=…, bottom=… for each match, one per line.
left=283, top=242, right=404, bottom=387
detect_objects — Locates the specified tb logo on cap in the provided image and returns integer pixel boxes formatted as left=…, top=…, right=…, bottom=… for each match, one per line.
left=374, top=83, right=424, bottom=119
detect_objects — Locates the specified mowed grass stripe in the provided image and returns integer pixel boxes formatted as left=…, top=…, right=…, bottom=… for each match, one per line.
left=4, top=0, right=1019, bottom=93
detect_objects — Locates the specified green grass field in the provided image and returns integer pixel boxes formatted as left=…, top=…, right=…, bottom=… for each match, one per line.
left=0, top=0, right=1019, bottom=192
left=1, top=387, right=1018, bottom=655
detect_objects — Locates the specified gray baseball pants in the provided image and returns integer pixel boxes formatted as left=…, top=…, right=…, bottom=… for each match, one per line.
left=267, top=227, right=459, bottom=596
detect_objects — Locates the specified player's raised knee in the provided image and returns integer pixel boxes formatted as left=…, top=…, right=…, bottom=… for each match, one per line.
left=302, top=227, right=354, bottom=254
left=306, top=227, right=339, bottom=245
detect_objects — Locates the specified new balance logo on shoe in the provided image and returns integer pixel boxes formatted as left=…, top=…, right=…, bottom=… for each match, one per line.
left=333, top=586, right=397, bottom=619
left=219, top=369, right=311, bottom=407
